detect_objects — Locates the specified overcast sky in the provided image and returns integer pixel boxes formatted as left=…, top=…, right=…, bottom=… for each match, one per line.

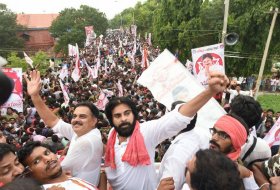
left=0, top=0, right=146, bottom=19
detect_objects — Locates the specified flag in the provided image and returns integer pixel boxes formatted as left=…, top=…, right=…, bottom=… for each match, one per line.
left=141, top=46, right=149, bottom=69
left=137, top=49, right=225, bottom=133
left=23, top=52, right=34, bottom=68
left=49, top=59, right=55, bottom=68
left=84, top=59, right=98, bottom=79
left=85, top=26, right=95, bottom=46
left=59, top=64, right=68, bottom=80
left=148, top=33, right=152, bottom=46
left=263, top=118, right=280, bottom=147
left=68, top=44, right=76, bottom=56
left=95, top=90, right=109, bottom=111
left=71, top=44, right=81, bottom=82
left=117, top=80, right=123, bottom=97
left=59, top=80, right=70, bottom=105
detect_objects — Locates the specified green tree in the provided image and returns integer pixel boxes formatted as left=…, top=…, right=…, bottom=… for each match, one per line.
left=50, top=5, right=108, bottom=55
left=6, top=51, right=49, bottom=74
left=6, top=52, right=27, bottom=71
left=0, top=3, right=24, bottom=57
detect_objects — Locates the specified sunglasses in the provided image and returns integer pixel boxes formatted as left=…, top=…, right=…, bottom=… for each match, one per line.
left=209, top=128, right=230, bottom=140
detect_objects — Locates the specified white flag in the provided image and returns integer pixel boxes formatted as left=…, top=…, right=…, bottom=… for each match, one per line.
left=68, top=44, right=76, bottom=56
left=59, top=64, right=68, bottom=80
left=263, top=118, right=280, bottom=147
left=23, top=52, right=34, bottom=68
left=59, top=80, right=70, bottom=105
left=71, top=44, right=81, bottom=82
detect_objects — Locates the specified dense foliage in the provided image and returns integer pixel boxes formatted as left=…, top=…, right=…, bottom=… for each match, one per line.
left=50, top=5, right=109, bottom=55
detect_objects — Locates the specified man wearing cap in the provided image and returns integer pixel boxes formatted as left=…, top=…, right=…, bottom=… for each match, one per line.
left=24, top=70, right=103, bottom=186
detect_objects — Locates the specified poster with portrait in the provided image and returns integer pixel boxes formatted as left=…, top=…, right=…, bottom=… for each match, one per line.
left=137, top=49, right=226, bottom=133
left=1, top=68, right=23, bottom=115
left=85, top=26, right=96, bottom=46
left=191, top=43, right=225, bottom=87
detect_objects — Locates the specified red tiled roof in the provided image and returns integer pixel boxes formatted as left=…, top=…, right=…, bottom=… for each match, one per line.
left=17, top=14, right=59, bottom=28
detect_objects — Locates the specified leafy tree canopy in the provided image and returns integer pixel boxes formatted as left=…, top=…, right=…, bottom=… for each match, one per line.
left=50, top=5, right=109, bottom=55
left=0, top=3, right=24, bottom=57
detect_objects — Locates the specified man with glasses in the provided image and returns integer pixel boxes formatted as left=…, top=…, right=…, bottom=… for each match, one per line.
left=158, top=114, right=259, bottom=190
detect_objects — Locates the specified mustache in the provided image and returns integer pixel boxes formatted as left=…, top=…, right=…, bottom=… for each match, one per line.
left=209, top=140, right=220, bottom=148
left=46, top=160, right=57, bottom=171
left=72, top=121, right=83, bottom=126
left=119, top=122, right=132, bottom=128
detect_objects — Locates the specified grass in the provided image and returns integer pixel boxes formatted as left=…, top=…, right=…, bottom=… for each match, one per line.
left=257, top=94, right=280, bottom=112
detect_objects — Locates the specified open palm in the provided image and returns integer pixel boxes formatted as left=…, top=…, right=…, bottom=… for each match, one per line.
left=24, top=70, right=41, bottom=96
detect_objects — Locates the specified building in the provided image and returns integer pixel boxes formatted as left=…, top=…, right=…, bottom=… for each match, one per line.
left=16, top=14, right=58, bottom=55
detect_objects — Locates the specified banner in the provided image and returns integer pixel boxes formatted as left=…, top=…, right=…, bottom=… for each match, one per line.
left=191, top=43, right=225, bottom=87
left=1, top=68, right=23, bottom=114
left=85, top=26, right=95, bottom=47
left=263, top=117, right=280, bottom=147
left=137, top=49, right=225, bottom=132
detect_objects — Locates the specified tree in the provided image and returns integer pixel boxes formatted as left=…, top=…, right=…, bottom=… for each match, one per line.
left=6, top=51, right=49, bottom=74
left=0, top=3, right=24, bottom=57
left=50, top=5, right=109, bottom=55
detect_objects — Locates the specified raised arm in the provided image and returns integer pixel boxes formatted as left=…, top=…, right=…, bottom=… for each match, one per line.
left=178, top=71, right=229, bottom=117
left=24, top=70, right=59, bottom=127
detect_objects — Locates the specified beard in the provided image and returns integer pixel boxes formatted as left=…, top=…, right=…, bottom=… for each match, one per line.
left=209, top=140, right=234, bottom=155
left=49, top=166, right=63, bottom=180
left=114, top=120, right=136, bottom=137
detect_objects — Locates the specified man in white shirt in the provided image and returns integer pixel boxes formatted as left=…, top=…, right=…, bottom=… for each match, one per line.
left=24, top=70, right=103, bottom=186
left=157, top=102, right=209, bottom=190
left=104, top=72, right=229, bottom=190
left=18, top=141, right=99, bottom=190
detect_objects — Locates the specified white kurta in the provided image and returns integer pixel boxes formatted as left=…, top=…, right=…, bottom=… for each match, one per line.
left=105, top=109, right=192, bottom=190
left=157, top=128, right=209, bottom=190
left=53, top=120, right=103, bottom=186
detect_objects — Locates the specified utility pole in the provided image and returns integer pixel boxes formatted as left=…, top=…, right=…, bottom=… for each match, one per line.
left=222, top=0, right=230, bottom=44
left=254, top=7, right=279, bottom=100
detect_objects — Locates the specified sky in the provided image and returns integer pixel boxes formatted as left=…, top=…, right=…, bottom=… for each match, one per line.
left=0, top=0, right=146, bottom=19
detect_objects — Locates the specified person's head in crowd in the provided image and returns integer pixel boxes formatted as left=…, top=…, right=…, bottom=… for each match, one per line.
left=0, top=143, right=24, bottom=185
left=34, top=128, right=42, bottom=136
left=265, top=117, right=274, bottom=130
left=262, top=153, right=280, bottom=179
left=71, top=102, right=100, bottom=137
left=267, top=109, right=275, bottom=118
left=230, top=95, right=262, bottom=129
left=0, top=132, right=6, bottom=144
left=209, top=114, right=248, bottom=161
left=0, top=178, right=41, bottom=190
left=185, top=149, right=242, bottom=190
left=276, top=112, right=280, bottom=120
left=6, top=108, right=13, bottom=116
left=17, top=141, right=63, bottom=185
left=105, top=96, right=138, bottom=137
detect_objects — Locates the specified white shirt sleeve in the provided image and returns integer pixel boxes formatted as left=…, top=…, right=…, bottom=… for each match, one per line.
left=141, top=107, right=192, bottom=148
left=242, top=173, right=259, bottom=190
left=52, top=119, right=74, bottom=140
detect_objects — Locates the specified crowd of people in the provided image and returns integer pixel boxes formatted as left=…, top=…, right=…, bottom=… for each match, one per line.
left=0, top=28, right=280, bottom=190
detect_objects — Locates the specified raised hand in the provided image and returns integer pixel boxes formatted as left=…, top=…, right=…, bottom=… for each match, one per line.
left=207, top=71, right=229, bottom=94
left=24, top=70, right=41, bottom=97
